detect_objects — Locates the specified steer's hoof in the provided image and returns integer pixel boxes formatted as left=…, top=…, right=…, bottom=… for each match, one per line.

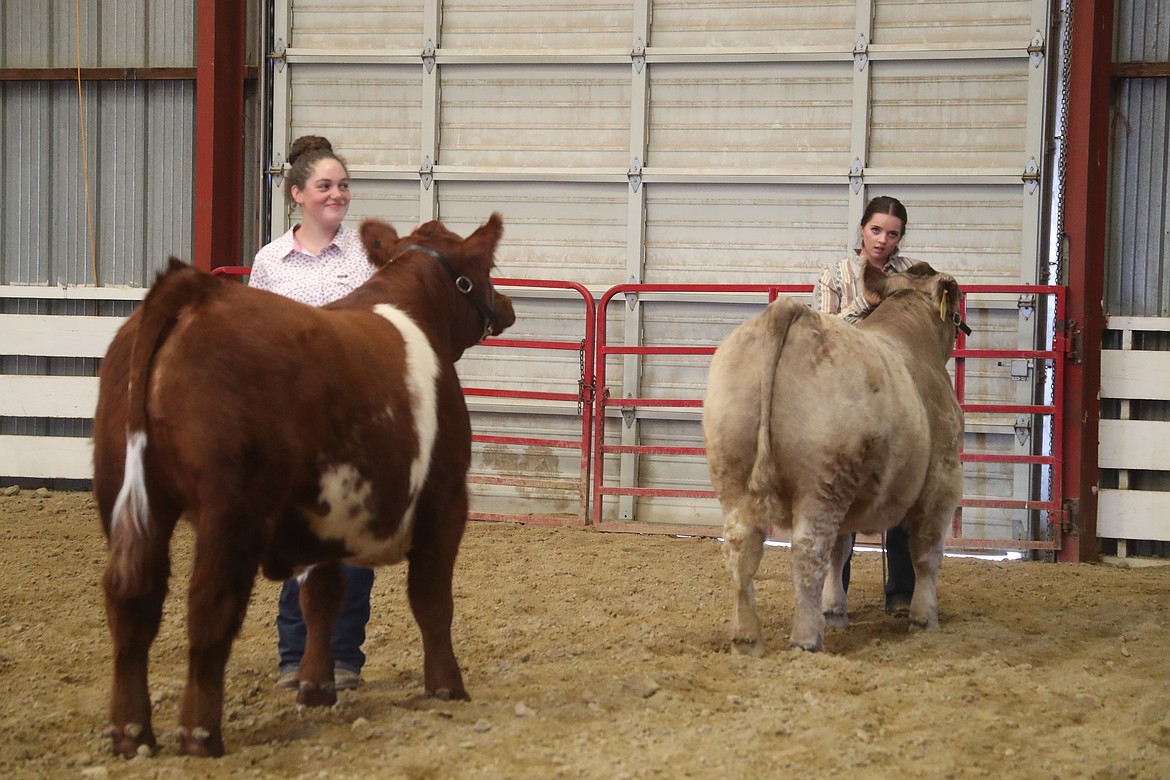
left=730, top=637, right=765, bottom=657
left=788, top=636, right=823, bottom=653
left=823, top=608, right=849, bottom=630
left=297, top=681, right=338, bottom=708
left=176, top=725, right=224, bottom=758
left=908, top=614, right=938, bottom=632
left=106, top=722, right=156, bottom=759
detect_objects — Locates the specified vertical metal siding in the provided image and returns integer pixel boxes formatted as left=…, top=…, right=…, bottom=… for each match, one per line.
left=1106, top=0, right=1170, bottom=316
left=1, top=0, right=195, bottom=68
left=0, top=2, right=196, bottom=288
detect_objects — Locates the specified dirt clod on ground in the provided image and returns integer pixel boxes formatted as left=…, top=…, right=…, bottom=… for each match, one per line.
left=2, top=489, right=1169, bottom=779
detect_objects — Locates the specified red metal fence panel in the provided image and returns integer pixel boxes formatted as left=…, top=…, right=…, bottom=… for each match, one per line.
left=590, top=282, right=1068, bottom=553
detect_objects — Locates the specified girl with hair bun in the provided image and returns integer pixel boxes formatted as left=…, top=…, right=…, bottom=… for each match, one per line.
left=250, top=135, right=376, bottom=691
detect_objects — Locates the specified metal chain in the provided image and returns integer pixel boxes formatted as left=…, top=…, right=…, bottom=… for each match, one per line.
left=1053, top=0, right=1074, bottom=286
left=577, top=338, right=587, bottom=416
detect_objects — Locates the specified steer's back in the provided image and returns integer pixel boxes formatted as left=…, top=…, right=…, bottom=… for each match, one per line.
left=703, top=298, right=936, bottom=533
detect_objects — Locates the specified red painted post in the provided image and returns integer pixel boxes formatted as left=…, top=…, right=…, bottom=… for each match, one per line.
left=193, top=0, right=246, bottom=273
left=1059, top=0, right=1113, bottom=561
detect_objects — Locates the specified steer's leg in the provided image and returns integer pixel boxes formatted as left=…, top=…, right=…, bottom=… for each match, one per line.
left=722, top=506, right=766, bottom=657
left=177, top=512, right=263, bottom=757
left=821, top=532, right=852, bottom=629
left=100, top=509, right=180, bottom=758
left=905, top=507, right=946, bottom=630
left=296, top=562, right=344, bottom=707
left=406, top=500, right=470, bottom=701
left=788, top=514, right=837, bottom=652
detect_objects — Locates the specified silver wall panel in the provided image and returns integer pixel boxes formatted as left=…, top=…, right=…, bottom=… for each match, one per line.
left=1114, top=0, right=1170, bottom=61
left=0, top=81, right=194, bottom=287
left=1105, top=79, right=1169, bottom=317
left=1, top=0, right=195, bottom=68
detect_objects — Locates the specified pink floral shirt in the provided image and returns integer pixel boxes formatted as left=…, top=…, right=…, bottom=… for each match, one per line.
left=249, top=223, right=374, bottom=306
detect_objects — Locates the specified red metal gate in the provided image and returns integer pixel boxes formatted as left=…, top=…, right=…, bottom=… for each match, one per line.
left=466, top=278, right=595, bottom=526
left=589, top=282, right=1068, bottom=553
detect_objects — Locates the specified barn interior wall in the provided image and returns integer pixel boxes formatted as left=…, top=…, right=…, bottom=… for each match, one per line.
left=1097, top=0, right=1170, bottom=556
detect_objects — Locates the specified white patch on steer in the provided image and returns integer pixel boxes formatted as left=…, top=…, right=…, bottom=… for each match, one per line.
left=304, top=304, right=440, bottom=564
left=111, top=430, right=150, bottom=536
left=372, top=303, right=441, bottom=512
left=313, top=463, right=375, bottom=543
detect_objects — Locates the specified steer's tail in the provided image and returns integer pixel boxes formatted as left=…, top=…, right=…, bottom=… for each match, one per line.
left=106, top=259, right=217, bottom=598
left=747, top=299, right=806, bottom=494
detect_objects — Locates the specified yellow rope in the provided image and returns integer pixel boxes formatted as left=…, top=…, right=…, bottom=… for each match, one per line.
left=75, top=0, right=99, bottom=287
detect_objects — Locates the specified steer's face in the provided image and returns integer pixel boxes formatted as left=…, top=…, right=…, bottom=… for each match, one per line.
left=359, top=214, right=515, bottom=347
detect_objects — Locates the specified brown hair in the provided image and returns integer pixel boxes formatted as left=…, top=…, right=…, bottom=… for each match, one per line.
left=284, top=135, right=348, bottom=201
left=860, top=195, right=908, bottom=234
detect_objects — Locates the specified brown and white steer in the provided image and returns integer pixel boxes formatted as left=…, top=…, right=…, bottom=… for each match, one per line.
left=702, top=262, right=967, bottom=657
left=92, top=214, right=515, bottom=757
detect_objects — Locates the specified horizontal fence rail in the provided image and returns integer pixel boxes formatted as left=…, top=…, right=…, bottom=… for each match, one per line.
left=3, top=276, right=1068, bottom=553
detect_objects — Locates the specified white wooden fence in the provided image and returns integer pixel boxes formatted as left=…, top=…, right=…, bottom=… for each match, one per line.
left=1098, top=316, right=1170, bottom=549
left=0, top=285, right=144, bottom=481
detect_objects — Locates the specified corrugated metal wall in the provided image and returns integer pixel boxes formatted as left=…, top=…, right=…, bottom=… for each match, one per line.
left=1105, top=0, right=1170, bottom=316
left=1099, top=0, right=1170, bottom=556
left=0, top=0, right=198, bottom=288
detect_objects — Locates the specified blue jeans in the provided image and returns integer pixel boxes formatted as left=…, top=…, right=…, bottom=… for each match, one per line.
left=842, top=525, right=916, bottom=601
left=277, top=563, right=374, bottom=673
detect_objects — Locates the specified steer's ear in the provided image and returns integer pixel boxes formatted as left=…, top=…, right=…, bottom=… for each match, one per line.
left=861, top=261, right=888, bottom=303
left=933, top=274, right=968, bottom=335
left=459, top=212, right=504, bottom=270
left=360, top=219, right=401, bottom=268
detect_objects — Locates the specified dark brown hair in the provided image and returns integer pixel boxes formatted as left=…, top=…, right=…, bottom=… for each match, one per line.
left=860, top=195, right=908, bottom=234
left=284, top=135, right=348, bottom=201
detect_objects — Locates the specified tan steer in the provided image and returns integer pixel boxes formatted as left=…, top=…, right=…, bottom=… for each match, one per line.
left=703, top=262, right=967, bottom=656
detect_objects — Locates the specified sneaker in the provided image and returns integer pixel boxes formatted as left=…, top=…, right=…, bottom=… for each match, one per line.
left=275, top=666, right=361, bottom=691
left=275, top=667, right=300, bottom=690
left=334, top=667, right=361, bottom=691
left=885, top=594, right=913, bottom=616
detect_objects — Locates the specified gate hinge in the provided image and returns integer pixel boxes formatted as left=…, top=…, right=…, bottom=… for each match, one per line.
left=627, top=157, right=642, bottom=193
left=1021, top=157, right=1041, bottom=195
left=1060, top=498, right=1080, bottom=537
left=1027, top=31, right=1045, bottom=68
left=268, top=38, right=287, bottom=73
left=422, top=39, right=437, bottom=74
left=419, top=155, right=434, bottom=190
left=631, top=37, right=646, bottom=74
left=1056, top=318, right=1082, bottom=364
left=853, top=34, right=868, bottom=71
left=849, top=158, right=864, bottom=194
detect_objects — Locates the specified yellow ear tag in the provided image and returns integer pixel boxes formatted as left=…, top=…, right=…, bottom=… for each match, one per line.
left=939, top=290, right=948, bottom=322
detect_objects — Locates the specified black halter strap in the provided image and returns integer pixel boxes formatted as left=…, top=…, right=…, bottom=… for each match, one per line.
left=396, top=244, right=498, bottom=338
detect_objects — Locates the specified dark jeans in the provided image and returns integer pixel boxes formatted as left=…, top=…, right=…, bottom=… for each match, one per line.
left=277, top=563, right=374, bottom=673
left=842, top=525, right=916, bottom=602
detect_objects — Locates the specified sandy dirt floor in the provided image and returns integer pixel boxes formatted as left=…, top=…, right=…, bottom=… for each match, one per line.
left=2, top=488, right=1169, bottom=780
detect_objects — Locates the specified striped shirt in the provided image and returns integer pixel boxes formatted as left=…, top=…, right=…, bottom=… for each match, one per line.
left=249, top=223, right=374, bottom=306
left=813, top=253, right=915, bottom=324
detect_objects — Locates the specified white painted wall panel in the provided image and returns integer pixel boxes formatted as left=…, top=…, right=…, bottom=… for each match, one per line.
left=270, top=0, right=1054, bottom=542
